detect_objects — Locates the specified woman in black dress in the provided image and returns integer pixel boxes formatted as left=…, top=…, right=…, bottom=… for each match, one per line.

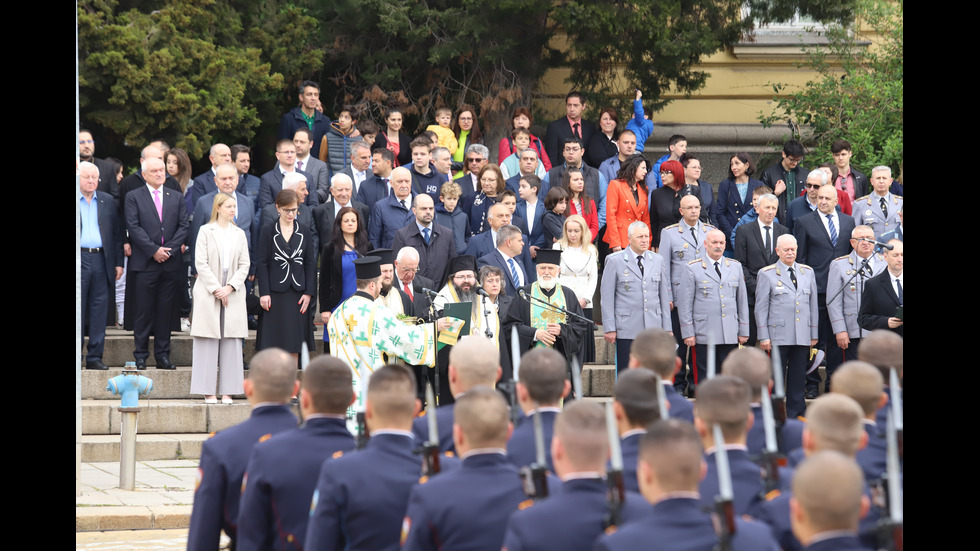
left=255, top=189, right=316, bottom=359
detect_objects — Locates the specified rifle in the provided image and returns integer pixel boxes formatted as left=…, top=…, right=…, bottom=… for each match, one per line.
left=518, top=401, right=549, bottom=500
left=874, top=410, right=903, bottom=551
left=711, top=424, right=736, bottom=551
left=420, top=383, right=441, bottom=476
left=603, top=402, right=625, bottom=530
left=706, top=329, right=717, bottom=379
left=505, top=326, right=522, bottom=426
left=770, top=345, right=788, bottom=435
left=757, top=384, right=782, bottom=495
left=889, top=368, right=903, bottom=460
left=355, top=369, right=370, bottom=449
left=654, top=373, right=669, bottom=420
left=570, top=356, right=583, bottom=402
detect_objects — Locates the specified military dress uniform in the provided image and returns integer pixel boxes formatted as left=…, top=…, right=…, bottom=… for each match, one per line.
left=236, top=416, right=356, bottom=551
left=699, top=445, right=790, bottom=517
left=852, top=193, right=903, bottom=241
left=660, top=220, right=714, bottom=390
left=600, top=248, right=672, bottom=372
left=411, top=403, right=457, bottom=454
left=756, top=483, right=881, bottom=551
left=593, top=496, right=780, bottom=551
left=755, top=262, right=818, bottom=418
left=187, top=404, right=298, bottom=551
left=501, top=476, right=652, bottom=551
left=676, top=256, right=749, bottom=385
left=746, top=404, right=805, bottom=457
left=506, top=408, right=558, bottom=473
left=305, top=431, right=432, bottom=551
left=826, top=252, right=884, bottom=384
left=619, top=430, right=645, bottom=494
left=401, top=451, right=528, bottom=551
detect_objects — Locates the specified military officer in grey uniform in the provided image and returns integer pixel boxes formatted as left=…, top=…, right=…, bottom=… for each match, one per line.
left=755, top=234, right=818, bottom=418
left=825, top=224, right=884, bottom=391
left=601, top=221, right=672, bottom=372
left=659, top=194, right=715, bottom=393
left=676, top=229, right=749, bottom=386
left=852, top=166, right=903, bottom=241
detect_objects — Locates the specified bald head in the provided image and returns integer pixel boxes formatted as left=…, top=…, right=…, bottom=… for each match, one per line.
left=209, top=143, right=231, bottom=168
left=704, top=229, right=727, bottom=260
left=791, top=451, right=866, bottom=540
left=629, top=328, right=678, bottom=378
left=721, top=347, right=772, bottom=401
left=553, top=401, right=608, bottom=474
left=448, top=335, right=501, bottom=394
left=831, top=361, right=885, bottom=417
left=857, top=330, right=903, bottom=379
left=454, top=387, right=510, bottom=449
left=141, top=145, right=164, bottom=162
left=302, top=356, right=354, bottom=414
left=695, top=375, right=752, bottom=440
left=804, top=394, right=866, bottom=457
left=639, top=420, right=704, bottom=493
left=246, top=348, right=299, bottom=403
left=614, top=368, right=662, bottom=428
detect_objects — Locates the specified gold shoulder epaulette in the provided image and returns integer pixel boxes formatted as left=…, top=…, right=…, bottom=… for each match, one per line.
left=518, top=499, right=535, bottom=511
left=332, top=450, right=345, bottom=459
left=761, top=264, right=777, bottom=272
left=688, top=259, right=702, bottom=265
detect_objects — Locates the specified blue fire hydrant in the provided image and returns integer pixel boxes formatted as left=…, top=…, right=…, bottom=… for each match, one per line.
left=105, top=365, right=153, bottom=489
left=106, top=367, right=153, bottom=407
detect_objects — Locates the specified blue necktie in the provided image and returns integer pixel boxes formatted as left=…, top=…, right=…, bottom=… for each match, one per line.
left=895, top=278, right=903, bottom=305
left=422, top=227, right=431, bottom=245
left=508, top=258, right=521, bottom=288
left=826, top=214, right=837, bottom=247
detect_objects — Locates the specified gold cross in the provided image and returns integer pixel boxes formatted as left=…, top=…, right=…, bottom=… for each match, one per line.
left=345, top=314, right=358, bottom=331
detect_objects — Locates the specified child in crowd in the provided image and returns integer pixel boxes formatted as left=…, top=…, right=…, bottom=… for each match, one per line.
left=542, top=187, right=569, bottom=246
left=436, top=181, right=470, bottom=254
left=626, top=89, right=654, bottom=152
left=500, top=128, right=546, bottom=180
left=356, top=119, right=379, bottom=149
left=409, top=137, right=443, bottom=203
left=323, top=104, right=363, bottom=174
left=425, top=107, right=459, bottom=155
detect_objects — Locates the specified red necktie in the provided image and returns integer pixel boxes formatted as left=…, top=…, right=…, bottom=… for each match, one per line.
left=404, top=282, right=413, bottom=301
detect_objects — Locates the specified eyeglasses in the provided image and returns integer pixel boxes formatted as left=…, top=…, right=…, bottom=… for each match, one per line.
left=467, top=158, right=484, bottom=163
left=281, top=208, right=299, bottom=214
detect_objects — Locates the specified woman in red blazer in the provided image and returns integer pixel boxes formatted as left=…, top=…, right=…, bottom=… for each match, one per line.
left=603, top=154, right=652, bottom=251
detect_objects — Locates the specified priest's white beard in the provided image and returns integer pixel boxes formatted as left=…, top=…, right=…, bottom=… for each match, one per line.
left=537, top=277, right=556, bottom=290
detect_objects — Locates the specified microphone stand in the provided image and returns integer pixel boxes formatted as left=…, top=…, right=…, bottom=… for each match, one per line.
left=518, top=289, right=598, bottom=330
left=420, top=286, right=443, bottom=405
left=826, top=254, right=874, bottom=338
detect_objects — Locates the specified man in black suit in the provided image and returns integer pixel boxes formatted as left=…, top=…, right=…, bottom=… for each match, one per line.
left=312, top=173, right=370, bottom=246
left=859, top=239, right=903, bottom=336
left=124, top=157, right=189, bottom=370
left=190, top=143, right=234, bottom=206
left=794, top=178, right=855, bottom=396
left=292, top=128, right=330, bottom=204
left=477, top=225, right=531, bottom=298
left=733, top=193, right=788, bottom=346
left=393, top=246, right=434, bottom=319
left=392, top=194, right=456, bottom=284
left=117, top=145, right=182, bottom=218
left=466, top=204, right=535, bottom=281
left=258, top=139, right=316, bottom=211
left=78, top=130, right=118, bottom=197
left=79, top=162, right=125, bottom=370
left=356, top=148, right=394, bottom=208
left=543, top=91, right=597, bottom=167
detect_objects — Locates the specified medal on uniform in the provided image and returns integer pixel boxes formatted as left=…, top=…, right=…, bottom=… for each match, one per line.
left=776, top=281, right=783, bottom=287
left=677, top=251, right=684, bottom=259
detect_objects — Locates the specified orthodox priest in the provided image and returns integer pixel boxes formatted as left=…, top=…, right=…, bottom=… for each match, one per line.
left=370, top=248, right=414, bottom=317
left=328, top=256, right=462, bottom=413
left=504, top=248, right=589, bottom=368
left=430, top=255, right=503, bottom=402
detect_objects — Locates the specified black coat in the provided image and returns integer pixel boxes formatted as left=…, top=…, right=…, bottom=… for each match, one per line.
left=858, top=270, right=903, bottom=336
left=793, top=210, right=854, bottom=294
left=733, top=220, right=789, bottom=302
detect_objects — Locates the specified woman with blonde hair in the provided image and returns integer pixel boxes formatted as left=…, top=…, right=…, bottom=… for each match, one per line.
left=554, top=214, right=598, bottom=362
left=190, top=193, right=250, bottom=404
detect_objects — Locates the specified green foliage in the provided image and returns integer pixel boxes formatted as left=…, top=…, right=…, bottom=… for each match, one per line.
left=78, top=0, right=311, bottom=159
left=745, top=0, right=858, bottom=26
left=551, top=0, right=752, bottom=117
left=758, top=0, right=903, bottom=171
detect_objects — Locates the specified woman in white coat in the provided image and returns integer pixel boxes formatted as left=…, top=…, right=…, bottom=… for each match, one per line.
left=554, top=214, right=598, bottom=362
left=190, top=193, right=251, bottom=404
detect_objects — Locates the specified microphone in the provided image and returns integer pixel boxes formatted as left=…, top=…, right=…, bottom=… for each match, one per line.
left=858, top=237, right=894, bottom=250
left=519, top=289, right=529, bottom=300
left=473, top=283, right=491, bottom=298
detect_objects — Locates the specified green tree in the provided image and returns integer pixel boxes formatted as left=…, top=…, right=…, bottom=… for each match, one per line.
left=758, top=0, right=903, bottom=171
left=78, top=0, right=317, bottom=159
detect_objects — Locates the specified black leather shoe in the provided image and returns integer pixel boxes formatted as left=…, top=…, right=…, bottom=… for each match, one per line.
left=135, top=358, right=147, bottom=370
left=805, top=387, right=820, bottom=400
left=86, top=359, right=108, bottom=370
left=156, top=355, right=176, bottom=370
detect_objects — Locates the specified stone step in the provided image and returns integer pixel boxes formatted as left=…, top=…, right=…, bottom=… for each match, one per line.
left=81, top=433, right=210, bottom=462
left=80, top=399, right=271, bottom=435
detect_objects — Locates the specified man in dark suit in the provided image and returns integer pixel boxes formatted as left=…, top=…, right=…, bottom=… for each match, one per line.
left=312, top=174, right=370, bottom=247
left=391, top=194, right=456, bottom=284
left=794, top=180, right=855, bottom=396
left=117, top=145, right=182, bottom=218
left=231, top=145, right=261, bottom=216
left=543, top=91, right=597, bottom=167
left=124, top=157, right=189, bottom=370
left=292, top=128, right=330, bottom=204
left=79, top=162, right=125, bottom=370
left=466, top=203, right=533, bottom=280
left=78, top=129, right=118, bottom=197
left=859, top=239, right=903, bottom=336
left=733, top=193, right=788, bottom=346
left=258, top=139, right=316, bottom=211
left=191, top=143, right=236, bottom=206
left=356, top=148, right=394, bottom=208
left=190, top=164, right=258, bottom=271
left=477, top=225, right=533, bottom=299
left=336, top=142, right=373, bottom=202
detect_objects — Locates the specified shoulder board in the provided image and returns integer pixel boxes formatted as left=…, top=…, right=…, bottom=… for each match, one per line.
left=207, top=431, right=217, bottom=439
left=664, top=223, right=680, bottom=230
left=443, top=451, right=455, bottom=458
left=796, top=415, right=807, bottom=423
left=416, top=410, right=426, bottom=418
left=833, top=255, right=849, bottom=262
left=725, top=259, right=736, bottom=267
left=761, top=264, right=777, bottom=272
left=418, top=475, right=429, bottom=484
left=705, top=224, right=716, bottom=230
left=893, top=195, right=902, bottom=201
left=855, top=195, right=870, bottom=203
left=518, top=499, right=536, bottom=511
left=688, top=259, right=702, bottom=265
left=764, top=489, right=782, bottom=501
left=332, top=450, right=345, bottom=459
left=258, top=433, right=274, bottom=443
left=798, top=264, right=812, bottom=271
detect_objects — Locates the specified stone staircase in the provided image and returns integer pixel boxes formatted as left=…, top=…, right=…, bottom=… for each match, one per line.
left=81, top=328, right=618, bottom=461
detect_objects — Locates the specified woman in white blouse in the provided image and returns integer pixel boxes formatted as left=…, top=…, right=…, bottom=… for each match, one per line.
left=553, top=214, right=598, bottom=362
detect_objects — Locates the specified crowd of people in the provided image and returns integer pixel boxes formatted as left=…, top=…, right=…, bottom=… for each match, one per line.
left=79, top=79, right=903, bottom=549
